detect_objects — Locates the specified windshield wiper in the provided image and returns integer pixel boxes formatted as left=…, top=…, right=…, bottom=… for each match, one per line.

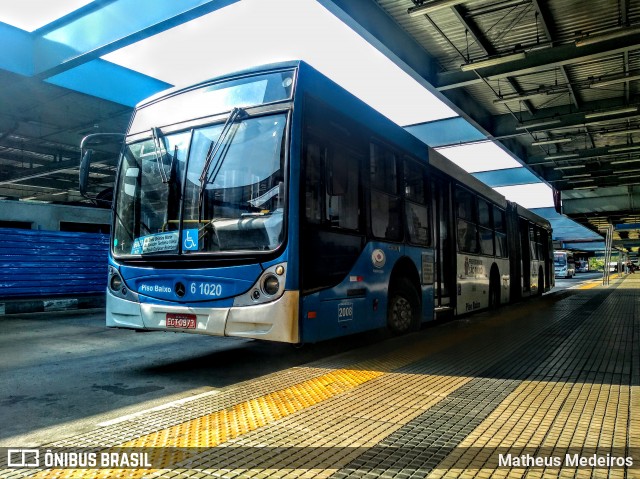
left=197, top=107, right=246, bottom=223
left=151, top=127, right=178, bottom=184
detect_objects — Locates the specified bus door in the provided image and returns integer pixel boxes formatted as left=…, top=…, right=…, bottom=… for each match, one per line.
left=520, top=219, right=531, bottom=293
left=433, top=178, right=454, bottom=316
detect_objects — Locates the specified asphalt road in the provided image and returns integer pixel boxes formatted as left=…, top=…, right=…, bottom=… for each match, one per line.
left=0, top=310, right=391, bottom=446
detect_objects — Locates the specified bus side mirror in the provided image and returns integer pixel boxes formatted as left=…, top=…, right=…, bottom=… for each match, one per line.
left=79, top=149, right=93, bottom=197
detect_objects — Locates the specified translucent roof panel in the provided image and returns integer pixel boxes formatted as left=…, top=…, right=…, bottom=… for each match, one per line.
left=494, top=183, right=555, bottom=209
left=435, top=141, right=522, bottom=173
left=102, top=0, right=457, bottom=126
left=0, top=0, right=93, bottom=32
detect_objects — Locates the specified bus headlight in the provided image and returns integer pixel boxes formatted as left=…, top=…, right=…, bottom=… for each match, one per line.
left=262, top=275, right=280, bottom=296
left=110, top=273, right=123, bottom=291
left=233, top=262, right=287, bottom=307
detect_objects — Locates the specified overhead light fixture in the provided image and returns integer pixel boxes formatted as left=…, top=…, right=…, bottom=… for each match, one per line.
left=516, top=118, right=562, bottom=130
left=576, top=25, right=640, bottom=47
left=572, top=179, right=594, bottom=183
left=573, top=186, right=595, bottom=190
left=531, top=137, right=572, bottom=146
left=599, top=128, right=640, bottom=137
left=584, top=106, right=638, bottom=119
left=407, top=0, right=464, bottom=16
left=545, top=153, right=580, bottom=160
left=554, top=165, right=585, bottom=170
left=620, top=174, right=640, bottom=179
left=592, top=72, right=640, bottom=88
left=461, top=52, right=526, bottom=71
left=609, top=144, right=640, bottom=153
left=563, top=173, right=592, bottom=178
left=494, top=88, right=568, bottom=104
left=619, top=169, right=640, bottom=174
left=611, top=158, right=640, bottom=165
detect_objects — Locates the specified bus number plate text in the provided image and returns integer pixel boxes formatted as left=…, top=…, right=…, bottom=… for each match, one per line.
left=166, top=313, right=197, bottom=329
left=338, top=302, right=354, bottom=322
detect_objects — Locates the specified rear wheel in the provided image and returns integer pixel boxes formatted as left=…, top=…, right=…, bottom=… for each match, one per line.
left=387, top=278, right=420, bottom=334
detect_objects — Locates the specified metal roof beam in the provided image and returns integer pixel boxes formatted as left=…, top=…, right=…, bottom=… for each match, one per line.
left=437, top=33, right=640, bottom=90
left=451, top=4, right=534, bottom=114
left=530, top=0, right=579, bottom=109
left=493, top=97, right=640, bottom=138
left=32, top=0, right=242, bottom=79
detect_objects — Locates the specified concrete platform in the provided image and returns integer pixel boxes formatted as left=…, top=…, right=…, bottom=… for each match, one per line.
left=0, top=275, right=638, bottom=478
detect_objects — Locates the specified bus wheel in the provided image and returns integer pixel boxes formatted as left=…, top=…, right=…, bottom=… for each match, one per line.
left=387, top=278, right=419, bottom=334
left=488, top=267, right=500, bottom=309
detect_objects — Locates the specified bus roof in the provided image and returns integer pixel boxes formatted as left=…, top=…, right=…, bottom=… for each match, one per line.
left=132, top=60, right=552, bottom=232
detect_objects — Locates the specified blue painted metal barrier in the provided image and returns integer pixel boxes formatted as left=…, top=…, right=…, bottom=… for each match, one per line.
left=0, top=228, right=109, bottom=298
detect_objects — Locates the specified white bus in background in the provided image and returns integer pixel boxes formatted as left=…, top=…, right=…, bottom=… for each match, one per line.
left=575, top=259, right=589, bottom=273
left=554, top=251, right=575, bottom=278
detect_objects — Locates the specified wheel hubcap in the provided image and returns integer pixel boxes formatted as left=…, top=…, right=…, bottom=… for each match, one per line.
left=391, top=296, right=412, bottom=331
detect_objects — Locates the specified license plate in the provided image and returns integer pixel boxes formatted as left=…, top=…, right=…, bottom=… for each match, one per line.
left=166, top=313, right=197, bottom=329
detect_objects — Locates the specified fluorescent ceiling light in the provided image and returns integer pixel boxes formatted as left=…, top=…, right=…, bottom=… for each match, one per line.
left=515, top=119, right=562, bottom=130
left=554, top=165, right=585, bottom=170
left=461, top=52, right=526, bottom=71
left=572, top=179, right=594, bottom=183
left=545, top=153, right=579, bottom=160
left=618, top=169, right=640, bottom=174
left=599, top=128, right=640, bottom=137
left=407, top=0, right=465, bottom=16
left=576, top=25, right=640, bottom=47
left=531, top=137, right=572, bottom=146
left=573, top=186, right=595, bottom=190
left=620, top=174, right=640, bottom=179
left=609, top=145, right=640, bottom=153
left=611, top=158, right=640, bottom=165
left=584, top=106, right=638, bottom=119
left=563, top=173, right=592, bottom=178
left=592, top=72, right=640, bottom=88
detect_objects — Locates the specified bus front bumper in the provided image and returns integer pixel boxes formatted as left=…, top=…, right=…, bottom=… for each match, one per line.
left=106, top=289, right=300, bottom=343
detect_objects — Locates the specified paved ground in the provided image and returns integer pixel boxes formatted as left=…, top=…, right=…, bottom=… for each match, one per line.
left=0, top=310, right=389, bottom=446
left=0, top=274, right=637, bottom=478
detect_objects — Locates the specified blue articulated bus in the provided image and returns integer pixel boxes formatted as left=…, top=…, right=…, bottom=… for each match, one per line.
left=81, top=61, right=553, bottom=344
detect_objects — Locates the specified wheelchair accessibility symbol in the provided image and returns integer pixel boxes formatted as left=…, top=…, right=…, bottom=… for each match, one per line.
left=182, top=229, right=199, bottom=251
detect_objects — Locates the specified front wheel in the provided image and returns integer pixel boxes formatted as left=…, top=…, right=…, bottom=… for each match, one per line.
left=387, top=278, right=420, bottom=334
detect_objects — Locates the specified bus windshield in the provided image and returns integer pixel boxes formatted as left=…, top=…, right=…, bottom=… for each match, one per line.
left=554, top=254, right=567, bottom=266
left=112, top=112, right=287, bottom=257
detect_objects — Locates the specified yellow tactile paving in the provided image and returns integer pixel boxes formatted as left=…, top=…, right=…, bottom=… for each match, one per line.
left=32, top=368, right=383, bottom=479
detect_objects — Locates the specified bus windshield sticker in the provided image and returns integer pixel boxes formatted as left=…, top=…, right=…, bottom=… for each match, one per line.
left=182, top=229, right=199, bottom=251
left=130, top=231, right=179, bottom=254
left=338, top=302, right=354, bottom=322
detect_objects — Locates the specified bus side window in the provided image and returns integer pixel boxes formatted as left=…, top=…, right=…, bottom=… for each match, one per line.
left=370, top=143, right=402, bottom=241
left=304, top=142, right=324, bottom=223
left=478, top=199, right=493, bottom=255
left=493, top=206, right=507, bottom=257
left=455, top=186, right=478, bottom=253
left=403, top=159, right=430, bottom=246
left=325, top=147, right=359, bottom=230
